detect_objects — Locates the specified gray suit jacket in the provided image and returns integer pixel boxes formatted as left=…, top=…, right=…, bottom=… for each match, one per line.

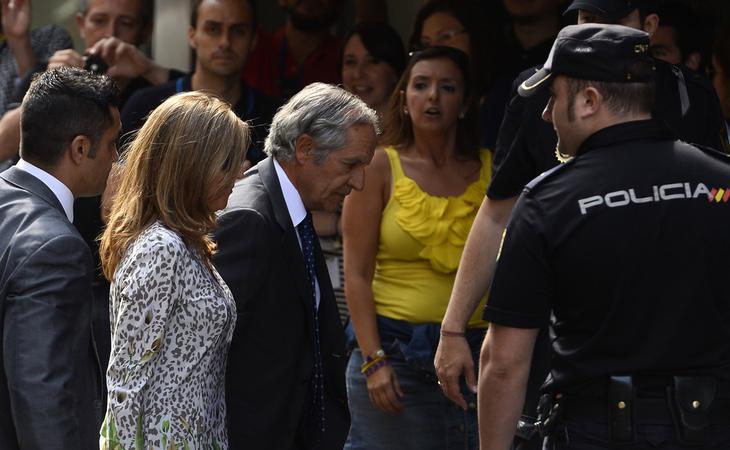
left=0, top=167, right=103, bottom=450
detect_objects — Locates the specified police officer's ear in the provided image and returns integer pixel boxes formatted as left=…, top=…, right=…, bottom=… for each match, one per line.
left=642, top=13, right=659, bottom=37
left=578, top=85, right=602, bottom=118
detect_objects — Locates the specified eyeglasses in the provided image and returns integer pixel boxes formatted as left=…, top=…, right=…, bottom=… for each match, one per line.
left=420, top=29, right=467, bottom=48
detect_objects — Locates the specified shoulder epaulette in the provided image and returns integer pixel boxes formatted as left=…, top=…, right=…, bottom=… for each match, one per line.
left=523, top=159, right=574, bottom=195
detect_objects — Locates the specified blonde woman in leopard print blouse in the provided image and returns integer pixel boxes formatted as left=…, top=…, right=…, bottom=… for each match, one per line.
left=98, top=92, right=249, bottom=449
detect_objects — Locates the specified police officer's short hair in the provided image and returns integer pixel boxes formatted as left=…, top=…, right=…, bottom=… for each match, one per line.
left=565, top=78, right=655, bottom=117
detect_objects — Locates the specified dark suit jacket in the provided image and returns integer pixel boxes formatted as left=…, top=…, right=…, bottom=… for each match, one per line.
left=214, top=157, right=349, bottom=450
left=0, top=167, right=103, bottom=450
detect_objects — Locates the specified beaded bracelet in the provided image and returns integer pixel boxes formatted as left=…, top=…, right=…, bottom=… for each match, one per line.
left=360, top=355, right=386, bottom=374
left=363, top=358, right=391, bottom=378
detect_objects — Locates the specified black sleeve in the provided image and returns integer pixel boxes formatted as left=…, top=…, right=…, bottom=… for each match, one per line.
left=213, top=208, right=270, bottom=312
left=5, top=234, right=95, bottom=449
left=687, top=71, right=727, bottom=152
left=653, top=61, right=726, bottom=152
left=487, top=68, right=558, bottom=200
left=483, top=193, right=553, bottom=329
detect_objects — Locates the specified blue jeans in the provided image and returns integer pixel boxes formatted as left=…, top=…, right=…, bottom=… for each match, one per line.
left=344, top=348, right=479, bottom=450
left=543, top=420, right=730, bottom=449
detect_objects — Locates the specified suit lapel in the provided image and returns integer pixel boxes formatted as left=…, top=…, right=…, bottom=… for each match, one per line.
left=0, top=167, right=67, bottom=218
left=258, top=157, right=317, bottom=317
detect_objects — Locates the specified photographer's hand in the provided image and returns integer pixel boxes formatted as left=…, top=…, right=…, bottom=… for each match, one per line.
left=88, top=37, right=169, bottom=85
left=47, top=49, right=84, bottom=70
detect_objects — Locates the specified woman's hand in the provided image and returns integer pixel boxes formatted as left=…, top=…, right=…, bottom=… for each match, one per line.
left=365, top=364, right=405, bottom=414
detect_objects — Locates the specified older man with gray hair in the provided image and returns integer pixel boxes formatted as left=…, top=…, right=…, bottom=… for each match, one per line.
left=214, top=82, right=379, bottom=450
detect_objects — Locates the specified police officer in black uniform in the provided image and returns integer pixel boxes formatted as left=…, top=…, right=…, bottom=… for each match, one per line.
left=477, top=23, right=730, bottom=450
left=434, top=2, right=727, bottom=448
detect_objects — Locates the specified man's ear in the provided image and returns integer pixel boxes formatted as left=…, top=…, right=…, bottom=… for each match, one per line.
left=294, top=134, right=314, bottom=164
left=580, top=86, right=602, bottom=119
left=684, top=51, right=701, bottom=72
left=69, top=135, right=92, bottom=165
left=76, top=12, right=86, bottom=40
left=188, top=25, right=197, bottom=49
left=643, top=13, right=659, bottom=37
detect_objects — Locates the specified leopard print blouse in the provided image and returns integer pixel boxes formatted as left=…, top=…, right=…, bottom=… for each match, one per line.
left=100, top=221, right=236, bottom=449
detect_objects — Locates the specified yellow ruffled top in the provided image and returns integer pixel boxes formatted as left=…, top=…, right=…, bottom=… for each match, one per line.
left=371, top=146, right=491, bottom=326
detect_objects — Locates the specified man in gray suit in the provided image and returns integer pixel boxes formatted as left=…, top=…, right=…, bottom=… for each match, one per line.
left=0, top=67, right=120, bottom=450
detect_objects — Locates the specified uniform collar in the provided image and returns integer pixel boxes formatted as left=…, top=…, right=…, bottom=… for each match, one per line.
left=576, top=119, right=675, bottom=157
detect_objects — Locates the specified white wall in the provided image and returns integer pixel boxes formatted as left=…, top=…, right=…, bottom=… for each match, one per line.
left=152, top=0, right=192, bottom=73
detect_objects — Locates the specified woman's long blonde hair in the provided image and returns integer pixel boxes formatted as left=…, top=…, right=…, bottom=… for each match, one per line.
left=100, top=91, right=250, bottom=280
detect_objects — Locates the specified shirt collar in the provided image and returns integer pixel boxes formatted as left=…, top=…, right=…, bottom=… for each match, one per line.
left=576, top=119, right=675, bottom=157
left=273, top=158, right=307, bottom=227
left=16, top=159, right=75, bottom=222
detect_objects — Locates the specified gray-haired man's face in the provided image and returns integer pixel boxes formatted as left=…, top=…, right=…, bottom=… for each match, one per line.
left=297, top=123, right=377, bottom=212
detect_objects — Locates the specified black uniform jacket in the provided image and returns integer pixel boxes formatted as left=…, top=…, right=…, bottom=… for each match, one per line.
left=484, top=120, right=730, bottom=393
left=214, top=157, right=349, bottom=450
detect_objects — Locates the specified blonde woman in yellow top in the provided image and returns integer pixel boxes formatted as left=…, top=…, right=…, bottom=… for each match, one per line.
left=342, top=46, right=490, bottom=450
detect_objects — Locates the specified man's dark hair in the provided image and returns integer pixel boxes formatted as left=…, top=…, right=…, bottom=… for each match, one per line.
left=565, top=78, right=655, bottom=119
left=656, top=1, right=709, bottom=69
left=20, top=67, right=120, bottom=168
left=191, top=0, right=258, bottom=30
left=79, top=0, right=155, bottom=30
left=636, top=0, right=658, bottom=22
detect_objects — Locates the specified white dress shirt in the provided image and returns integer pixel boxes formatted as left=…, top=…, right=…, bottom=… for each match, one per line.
left=273, top=158, right=321, bottom=309
left=16, top=158, right=74, bottom=222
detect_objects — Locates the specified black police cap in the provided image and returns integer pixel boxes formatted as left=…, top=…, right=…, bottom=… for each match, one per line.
left=518, top=23, right=653, bottom=98
left=565, top=0, right=656, bottom=21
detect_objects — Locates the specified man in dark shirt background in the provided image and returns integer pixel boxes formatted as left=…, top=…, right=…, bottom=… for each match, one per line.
left=121, top=0, right=278, bottom=164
